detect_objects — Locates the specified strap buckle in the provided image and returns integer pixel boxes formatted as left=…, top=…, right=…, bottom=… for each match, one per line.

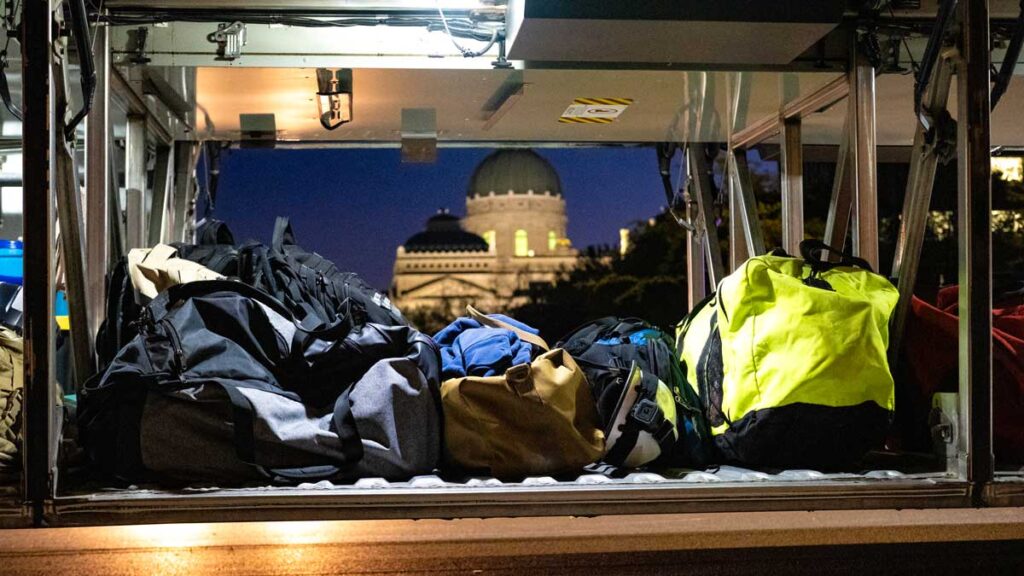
left=630, top=398, right=660, bottom=428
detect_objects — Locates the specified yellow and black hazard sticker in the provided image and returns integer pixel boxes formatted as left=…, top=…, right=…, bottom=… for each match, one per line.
left=559, top=97, right=634, bottom=124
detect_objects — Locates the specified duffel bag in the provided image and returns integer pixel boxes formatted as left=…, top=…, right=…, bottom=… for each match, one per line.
left=80, top=280, right=442, bottom=485
left=440, top=309, right=604, bottom=478
left=676, top=240, right=898, bottom=470
left=557, top=317, right=709, bottom=468
left=899, top=285, right=1024, bottom=461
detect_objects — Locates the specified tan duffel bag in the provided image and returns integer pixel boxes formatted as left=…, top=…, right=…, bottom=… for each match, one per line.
left=441, top=308, right=605, bottom=478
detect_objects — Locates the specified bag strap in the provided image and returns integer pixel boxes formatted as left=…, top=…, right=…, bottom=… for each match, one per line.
left=603, top=367, right=675, bottom=467
left=272, top=216, right=297, bottom=251
left=799, top=239, right=873, bottom=274
left=466, top=305, right=550, bottom=351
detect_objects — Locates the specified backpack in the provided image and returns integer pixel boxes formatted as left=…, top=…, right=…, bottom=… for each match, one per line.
left=267, top=217, right=406, bottom=327
left=79, top=280, right=442, bottom=485
left=171, top=218, right=239, bottom=276
left=676, top=240, right=898, bottom=470
left=557, top=317, right=708, bottom=468
left=94, top=258, right=141, bottom=371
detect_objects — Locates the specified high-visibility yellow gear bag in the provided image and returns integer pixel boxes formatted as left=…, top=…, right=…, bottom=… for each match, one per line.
left=676, top=240, right=899, bottom=470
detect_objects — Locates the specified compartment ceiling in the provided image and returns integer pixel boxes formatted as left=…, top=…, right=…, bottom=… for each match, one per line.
left=194, top=67, right=1024, bottom=146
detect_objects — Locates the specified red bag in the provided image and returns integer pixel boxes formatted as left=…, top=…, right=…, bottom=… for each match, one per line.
left=899, top=286, right=1024, bottom=462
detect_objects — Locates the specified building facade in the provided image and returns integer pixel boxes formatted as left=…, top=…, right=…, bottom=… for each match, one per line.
left=390, top=149, right=578, bottom=315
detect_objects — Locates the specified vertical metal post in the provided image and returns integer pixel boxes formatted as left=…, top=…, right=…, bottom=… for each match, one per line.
left=780, top=117, right=804, bottom=255
left=728, top=73, right=750, bottom=270
left=689, top=146, right=725, bottom=287
left=850, top=50, right=880, bottom=270
left=728, top=155, right=750, bottom=270
left=124, top=116, right=147, bottom=249
left=730, top=150, right=766, bottom=257
left=147, top=145, right=173, bottom=247
left=685, top=150, right=706, bottom=308
left=823, top=111, right=854, bottom=253
left=22, top=0, right=55, bottom=518
left=958, top=0, right=993, bottom=497
left=889, top=53, right=956, bottom=360
left=85, top=23, right=110, bottom=335
left=170, top=142, right=197, bottom=243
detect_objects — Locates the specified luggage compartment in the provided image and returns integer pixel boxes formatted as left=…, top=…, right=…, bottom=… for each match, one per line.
left=17, top=0, right=1024, bottom=526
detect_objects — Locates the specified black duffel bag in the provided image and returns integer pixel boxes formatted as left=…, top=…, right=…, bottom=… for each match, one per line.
left=79, top=280, right=441, bottom=485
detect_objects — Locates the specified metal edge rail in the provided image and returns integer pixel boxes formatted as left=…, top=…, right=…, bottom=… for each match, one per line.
left=111, top=65, right=174, bottom=144
left=730, top=74, right=849, bottom=151
left=45, top=479, right=971, bottom=527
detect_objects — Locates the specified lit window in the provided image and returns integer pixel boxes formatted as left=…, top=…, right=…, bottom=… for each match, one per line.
left=548, top=231, right=557, bottom=252
left=483, top=230, right=496, bottom=250
left=514, top=229, right=529, bottom=257
left=993, top=156, right=1023, bottom=182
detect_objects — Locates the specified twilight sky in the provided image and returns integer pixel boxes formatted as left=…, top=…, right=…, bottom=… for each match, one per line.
left=212, top=146, right=678, bottom=289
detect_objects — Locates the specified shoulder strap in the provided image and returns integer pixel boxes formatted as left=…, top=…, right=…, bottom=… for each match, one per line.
left=466, top=305, right=550, bottom=351
left=272, top=216, right=297, bottom=251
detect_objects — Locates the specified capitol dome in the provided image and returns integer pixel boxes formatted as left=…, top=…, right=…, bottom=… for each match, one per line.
left=468, top=149, right=562, bottom=198
left=403, top=211, right=489, bottom=253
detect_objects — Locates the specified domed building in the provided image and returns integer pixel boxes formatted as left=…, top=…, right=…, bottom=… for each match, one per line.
left=390, top=149, right=579, bottom=314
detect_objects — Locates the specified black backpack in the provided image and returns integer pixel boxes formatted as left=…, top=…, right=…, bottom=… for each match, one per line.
left=80, top=280, right=442, bottom=485
left=237, top=217, right=406, bottom=328
left=558, top=317, right=709, bottom=466
left=96, top=220, right=237, bottom=372
left=171, top=218, right=239, bottom=276
left=94, top=258, right=141, bottom=371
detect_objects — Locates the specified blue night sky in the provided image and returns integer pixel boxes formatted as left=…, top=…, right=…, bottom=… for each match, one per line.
left=213, top=147, right=673, bottom=289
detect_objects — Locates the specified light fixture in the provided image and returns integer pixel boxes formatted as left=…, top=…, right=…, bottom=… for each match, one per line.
left=316, top=68, right=353, bottom=130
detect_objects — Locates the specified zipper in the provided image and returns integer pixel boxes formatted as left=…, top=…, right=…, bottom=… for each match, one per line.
left=160, top=318, right=188, bottom=375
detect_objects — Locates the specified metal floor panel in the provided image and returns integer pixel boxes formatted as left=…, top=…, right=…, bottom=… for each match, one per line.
left=49, top=467, right=967, bottom=526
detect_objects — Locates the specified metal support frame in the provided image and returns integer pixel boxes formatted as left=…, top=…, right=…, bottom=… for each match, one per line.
left=147, top=144, right=173, bottom=247
left=780, top=117, right=804, bottom=255
left=170, top=141, right=198, bottom=243
left=958, top=0, right=993, bottom=497
left=111, top=67, right=173, bottom=146
left=889, top=51, right=957, bottom=360
left=124, top=116, right=147, bottom=249
left=22, top=0, right=55, bottom=518
left=850, top=50, right=879, bottom=270
left=54, top=46, right=96, bottom=393
left=85, top=22, right=110, bottom=341
left=823, top=113, right=854, bottom=254
left=731, top=75, right=849, bottom=152
left=727, top=72, right=750, bottom=270
left=688, top=146, right=726, bottom=292
left=685, top=184, right=706, bottom=307
left=728, top=150, right=766, bottom=259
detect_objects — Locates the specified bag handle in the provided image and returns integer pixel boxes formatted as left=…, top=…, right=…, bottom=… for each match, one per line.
left=799, top=239, right=873, bottom=274
left=272, top=216, right=298, bottom=251
left=466, top=305, right=550, bottom=351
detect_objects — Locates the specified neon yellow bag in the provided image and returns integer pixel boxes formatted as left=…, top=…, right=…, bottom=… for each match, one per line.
left=676, top=240, right=898, bottom=469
